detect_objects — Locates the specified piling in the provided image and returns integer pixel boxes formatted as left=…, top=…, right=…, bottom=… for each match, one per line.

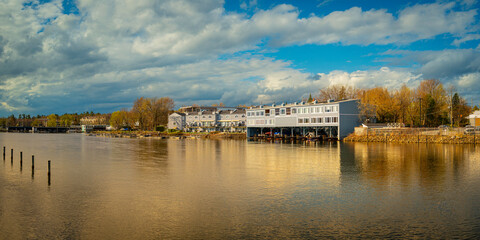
left=3, top=146, right=4, bottom=161
left=11, top=149, right=13, bottom=164
left=20, top=152, right=23, bottom=170
left=48, top=160, right=51, bottom=186
left=32, top=155, right=34, bottom=171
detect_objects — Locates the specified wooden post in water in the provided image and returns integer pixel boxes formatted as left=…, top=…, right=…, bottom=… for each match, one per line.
left=20, top=151, right=22, bottom=170
left=32, top=155, right=34, bottom=171
left=10, top=149, right=13, bottom=164
left=3, top=146, right=5, bottom=161
left=48, top=160, right=51, bottom=185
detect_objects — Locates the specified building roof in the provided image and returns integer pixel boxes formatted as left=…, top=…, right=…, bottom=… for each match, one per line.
left=469, top=110, right=480, bottom=118
left=247, top=99, right=358, bottom=110
left=217, top=109, right=246, bottom=114
left=171, top=112, right=186, bottom=116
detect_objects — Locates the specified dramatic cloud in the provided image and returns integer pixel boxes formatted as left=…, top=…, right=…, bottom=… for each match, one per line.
left=0, top=0, right=479, bottom=115
left=316, top=67, right=422, bottom=89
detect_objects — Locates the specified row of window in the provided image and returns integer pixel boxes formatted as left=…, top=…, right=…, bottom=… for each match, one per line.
left=298, top=117, right=338, bottom=124
left=246, top=117, right=338, bottom=125
left=187, top=115, right=244, bottom=120
left=247, top=106, right=338, bottom=117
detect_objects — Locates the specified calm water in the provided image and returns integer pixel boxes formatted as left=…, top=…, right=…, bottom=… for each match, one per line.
left=0, top=133, right=480, bottom=239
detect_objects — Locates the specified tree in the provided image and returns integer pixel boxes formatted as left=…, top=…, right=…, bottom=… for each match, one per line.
left=452, top=93, right=471, bottom=127
left=31, top=119, right=40, bottom=127
left=415, top=79, right=448, bottom=126
left=307, top=94, right=313, bottom=103
left=60, top=114, right=74, bottom=127
left=394, top=84, right=414, bottom=125
left=318, top=85, right=359, bottom=102
left=473, top=105, right=479, bottom=111
left=47, top=114, right=58, bottom=127
left=359, top=87, right=397, bottom=123
left=131, top=97, right=175, bottom=130
left=6, top=114, right=16, bottom=127
left=110, top=110, right=129, bottom=129
left=424, top=94, right=437, bottom=127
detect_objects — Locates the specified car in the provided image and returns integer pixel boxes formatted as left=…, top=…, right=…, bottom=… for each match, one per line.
left=464, top=128, right=475, bottom=135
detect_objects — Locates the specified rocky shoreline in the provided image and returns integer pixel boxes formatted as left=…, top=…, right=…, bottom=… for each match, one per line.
left=343, top=133, right=478, bottom=144
left=89, top=131, right=247, bottom=140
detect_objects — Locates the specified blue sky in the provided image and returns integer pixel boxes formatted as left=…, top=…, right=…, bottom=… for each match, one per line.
left=0, top=0, right=479, bottom=116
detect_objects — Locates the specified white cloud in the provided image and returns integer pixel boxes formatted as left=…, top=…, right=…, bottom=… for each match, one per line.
left=316, top=67, right=422, bottom=89
left=0, top=0, right=479, bottom=114
left=457, top=72, right=480, bottom=87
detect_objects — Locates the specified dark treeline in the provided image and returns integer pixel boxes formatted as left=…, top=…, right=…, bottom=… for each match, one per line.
left=318, top=79, right=476, bottom=127
left=0, top=97, right=175, bottom=131
left=0, top=111, right=104, bottom=128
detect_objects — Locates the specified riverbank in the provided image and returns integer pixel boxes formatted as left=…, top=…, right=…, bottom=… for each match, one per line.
left=343, top=133, right=478, bottom=144
left=90, top=131, right=247, bottom=140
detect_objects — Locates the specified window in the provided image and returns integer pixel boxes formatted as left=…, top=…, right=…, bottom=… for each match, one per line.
left=298, top=118, right=304, bottom=124
left=325, top=117, right=331, bottom=123
left=332, top=117, right=338, bottom=123
left=304, top=118, right=309, bottom=123
left=325, top=106, right=331, bottom=112
left=318, top=117, right=323, bottom=123
left=275, top=108, right=280, bottom=115
left=311, top=118, right=317, bottom=123
left=260, top=111, right=264, bottom=116
left=320, top=107, right=324, bottom=113
left=334, top=106, right=339, bottom=112
left=280, top=108, right=286, bottom=115
left=286, top=107, right=291, bottom=115
left=292, top=108, right=297, bottom=114
left=265, top=109, right=270, bottom=116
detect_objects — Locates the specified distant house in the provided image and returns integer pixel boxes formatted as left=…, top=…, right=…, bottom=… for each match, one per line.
left=168, top=112, right=186, bottom=130
left=168, top=107, right=246, bottom=133
left=80, top=115, right=108, bottom=125
left=468, top=110, right=480, bottom=127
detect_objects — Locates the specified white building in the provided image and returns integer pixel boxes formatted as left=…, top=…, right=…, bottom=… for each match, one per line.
left=168, top=108, right=246, bottom=132
left=246, top=99, right=360, bottom=140
left=468, top=110, right=480, bottom=127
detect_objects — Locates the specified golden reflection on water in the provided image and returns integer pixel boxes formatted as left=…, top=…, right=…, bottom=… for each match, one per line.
left=1, top=133, right=480, bottom=239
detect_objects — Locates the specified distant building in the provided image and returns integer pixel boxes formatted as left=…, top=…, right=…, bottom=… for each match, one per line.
left=168, top=107, right=246, bottom=132
left=80, top=115, right=108, bottom=125
left=168, top=112, right=186, bottom=130
left=246, top=99, right=360, bottom=140
left=468, top=110, right=480, bottom=127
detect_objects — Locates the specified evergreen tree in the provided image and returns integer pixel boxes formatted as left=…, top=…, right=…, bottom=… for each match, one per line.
left=307, top=94, right=313, bottom=103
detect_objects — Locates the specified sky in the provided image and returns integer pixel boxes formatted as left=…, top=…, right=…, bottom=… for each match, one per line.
left=0, top=0, right=479, bottom=116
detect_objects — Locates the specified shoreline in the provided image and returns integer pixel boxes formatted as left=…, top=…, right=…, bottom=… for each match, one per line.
left=89, top=131, right=247, bottom=140
left=343, top=133, right=478, bottom=144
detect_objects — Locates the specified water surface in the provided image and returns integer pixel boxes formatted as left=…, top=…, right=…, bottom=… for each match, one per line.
left=1, top=133, right=479, bottom=239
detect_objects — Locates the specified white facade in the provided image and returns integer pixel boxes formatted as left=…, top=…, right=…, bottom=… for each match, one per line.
left=246, top=99, right=360, bottom=139
left=468, top=110, right=480, bottom=127
left=168, top=108, right=246, bottom=132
